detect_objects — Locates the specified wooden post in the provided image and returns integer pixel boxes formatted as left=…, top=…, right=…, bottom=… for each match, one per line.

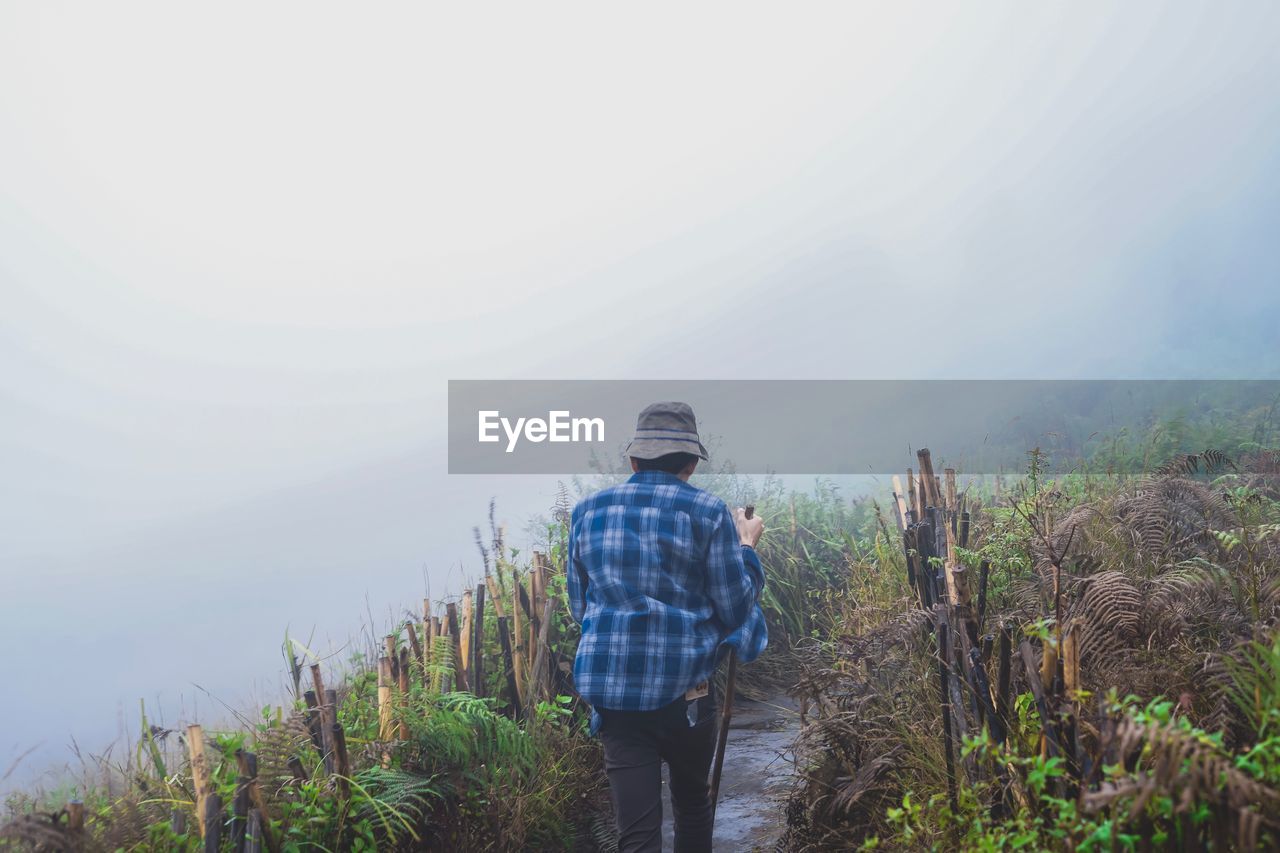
left=497, top=615, right=523, bottom=719
left=187, top=724, right=212, bottom=839
left=473, top=582, right=486, bottom=699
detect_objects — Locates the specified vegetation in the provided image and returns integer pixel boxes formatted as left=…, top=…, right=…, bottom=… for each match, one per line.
left=4, top=420, right=1278, bottom=850
left=1, top=518, right=610, bottom=851
left=779, top=445, right=1280, bottom=851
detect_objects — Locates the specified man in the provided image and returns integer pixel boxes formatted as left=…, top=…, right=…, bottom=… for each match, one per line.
left=566, top=401, right=767, bottom=853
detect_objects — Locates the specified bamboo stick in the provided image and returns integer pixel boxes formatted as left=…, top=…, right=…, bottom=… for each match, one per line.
left=397, top=648, right=410, bottom=740
left=907, top=468, right=920, bottom=519
left=446, top=602, right=469, bottom=692
left=485, top=574, right=506, bottom=619
left=384, top=635, right=398, bottom=684
left=527, top=572, right=538, bottom=669
left=187, top=724, right=212, bottom=839
left=473, top=582, right=486, bottom=699
left=202, top=793, right=222, bottom=853
left=377, top=656, right=394, bottom=741
left=301, top=691, right=325, bottom=758
left=935, top=614, right=958, bottom=814
left=331, top=715, right=350, bottom=800
left=891, top=475, right=909, bottom=532
left=232, top=754, right=251, bottom=850
left=977, top=560, right=990, bottom=630
left=917, top=449, right=939, bottom=507
left=406, top=622, right=422, bottom=673
left=528, top=597, right=555, bottom=705
left=968, top=647, right=999, bottom=740
left=1063, top=621, right=1081, bottom=700
left=246, top=810, right=262, bottom=853
left=234, top=751, right=278, bottom=853
left=944, top=468, right=958, bottom=517
left=497, top=615, right=523, bottom=719
left=1020, top=640, right=1060, bottom=760
left=310, top=665, right=334, bottom=773
left=995, top=623, right=1013, bottom=746
left=510, top=571, right=526, bottom=702
left=66, top=799, right=84, bottom=834
left=460, top=588, right=474, bottom=674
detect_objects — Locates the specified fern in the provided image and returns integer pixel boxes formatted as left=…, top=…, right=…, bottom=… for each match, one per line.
left=1224, top=632, right=1280, bottom=740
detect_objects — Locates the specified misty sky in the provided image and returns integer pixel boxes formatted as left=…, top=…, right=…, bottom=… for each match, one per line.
left=3, top=2, right=1280, bottom=786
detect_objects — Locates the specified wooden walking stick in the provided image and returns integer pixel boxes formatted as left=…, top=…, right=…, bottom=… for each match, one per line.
left=709, top=504, right=753, bottom=820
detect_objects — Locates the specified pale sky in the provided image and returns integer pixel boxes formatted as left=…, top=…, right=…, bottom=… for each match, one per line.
left=3, top=1, right=1279, bottom=785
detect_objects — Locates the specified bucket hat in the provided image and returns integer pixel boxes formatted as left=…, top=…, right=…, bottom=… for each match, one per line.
left=624, top=401, right=709, bottom=461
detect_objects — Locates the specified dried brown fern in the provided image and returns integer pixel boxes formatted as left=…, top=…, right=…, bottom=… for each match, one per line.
left=1113, top=477, right=1238, bottom=566
left=1070, top=570, right=1144, bottom=665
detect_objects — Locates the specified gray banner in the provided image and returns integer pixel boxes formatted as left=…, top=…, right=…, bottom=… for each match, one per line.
left=447, top=380, right=1280, bottom=474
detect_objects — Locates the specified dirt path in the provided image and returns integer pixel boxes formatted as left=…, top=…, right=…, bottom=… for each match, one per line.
left=661, top=695, right=801, bottom=851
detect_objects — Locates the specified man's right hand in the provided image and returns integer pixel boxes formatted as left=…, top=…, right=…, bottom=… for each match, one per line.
left=735, top=507, right=764, bottom=548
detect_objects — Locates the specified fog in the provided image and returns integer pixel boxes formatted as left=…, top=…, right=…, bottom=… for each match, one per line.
left=3, top=2, right=1279, bottom=787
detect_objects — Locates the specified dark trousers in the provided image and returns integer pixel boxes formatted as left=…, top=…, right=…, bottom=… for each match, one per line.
left=598, top=691, right=717, bottom=853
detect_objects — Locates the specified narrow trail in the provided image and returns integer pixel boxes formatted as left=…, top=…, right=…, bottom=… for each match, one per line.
left=661, top=695, right=802, bottom=852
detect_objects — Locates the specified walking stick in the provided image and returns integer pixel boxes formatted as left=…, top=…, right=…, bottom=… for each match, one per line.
left=709, top=504, right=753, bottom=820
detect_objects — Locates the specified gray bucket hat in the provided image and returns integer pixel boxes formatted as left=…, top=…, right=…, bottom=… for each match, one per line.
left=624, top=401, right=709, bottom=461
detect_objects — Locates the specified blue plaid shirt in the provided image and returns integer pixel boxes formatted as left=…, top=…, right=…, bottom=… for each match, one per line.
left=566, top=470, right=767, bottom=712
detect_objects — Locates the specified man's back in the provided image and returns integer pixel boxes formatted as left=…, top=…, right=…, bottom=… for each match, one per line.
left=567, top=469, right=766, bottom=712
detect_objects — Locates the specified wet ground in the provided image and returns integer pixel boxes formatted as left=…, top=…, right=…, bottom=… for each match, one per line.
left=661, top=695, right=801, bottom=852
